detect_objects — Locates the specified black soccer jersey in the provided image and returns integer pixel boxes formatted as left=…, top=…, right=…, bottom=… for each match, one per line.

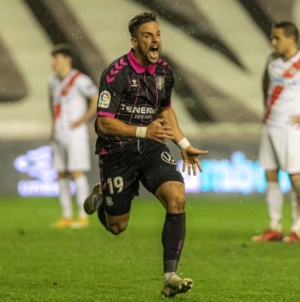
left=95, top=49, right=174, bottom=154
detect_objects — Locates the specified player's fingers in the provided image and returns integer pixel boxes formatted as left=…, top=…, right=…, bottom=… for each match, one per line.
left=160, top=124, right=172, bottom=131
left=197, top=150, right=209, bottom=154
left=192, top=163, right=197, bottom=176
left=156, top=133, right=174, bottom=140
left=182, top=161, right=187, bottom=173
left=156, top=118, right=165, bottom=125
left=155, top=138, right=167, bottom=145
left=188, top=163, right=192, bottom=176
left=156, top=128, right=173, bottom=135
left=196, top=160, right=202, bottom=172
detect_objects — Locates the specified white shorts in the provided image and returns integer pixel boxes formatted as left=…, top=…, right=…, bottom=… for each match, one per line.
left=52, top=137, right=91, bottom=172
left=259, top=125, right=300, bottom=174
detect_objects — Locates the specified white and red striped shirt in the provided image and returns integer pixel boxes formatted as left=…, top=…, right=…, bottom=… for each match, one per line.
left=264, top=51, right=300, bottom=128
left=49, top=69, right=98, bottom=142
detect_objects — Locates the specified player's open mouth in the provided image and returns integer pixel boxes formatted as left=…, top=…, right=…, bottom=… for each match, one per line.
left=149, top=46, right=159, bottom=60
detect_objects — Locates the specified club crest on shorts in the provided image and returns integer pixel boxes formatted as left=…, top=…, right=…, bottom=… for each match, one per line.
left=161, top=151, right=176, bottom=165
left=98, top=90, right=111, bottom=108
left=105, top=196, right=113, bottom=206
left=156, top=76, right=165, bottom=90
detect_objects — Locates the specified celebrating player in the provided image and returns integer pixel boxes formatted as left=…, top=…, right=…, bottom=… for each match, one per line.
left=83, top=12, right=208, bottom=297
left=49, top=44, right=98, bottom=228
left=253, top=22, right=300, bottom=242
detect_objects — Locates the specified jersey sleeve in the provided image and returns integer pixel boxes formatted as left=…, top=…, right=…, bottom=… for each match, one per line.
left=97, top=66, right=127, bottom=118
left=77, top=74, right=98, bottom=98
left=160, top=66, right=174, bottom=109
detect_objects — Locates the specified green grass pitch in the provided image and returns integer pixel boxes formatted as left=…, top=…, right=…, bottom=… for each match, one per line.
left=0, top=194, right=300, bottom=301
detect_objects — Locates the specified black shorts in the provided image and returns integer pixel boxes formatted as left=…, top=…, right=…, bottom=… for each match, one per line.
left=99, top=140, right=184, bottom=216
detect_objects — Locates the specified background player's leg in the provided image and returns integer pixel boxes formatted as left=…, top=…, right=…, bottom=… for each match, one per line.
left=265, top=169, right=283, bottom=232
left=284, top=174, right=300, bottom=242
left=291, top=189, right=298, bottom=226
left=71, top=171, right=90, bottom=228
left=252, top=169, right=283, bottom=241
left=53, top=171, right=73, bottom=228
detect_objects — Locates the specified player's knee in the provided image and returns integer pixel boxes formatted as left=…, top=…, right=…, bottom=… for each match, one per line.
left=58, top=171, right=69, bottom=178
left=107, top=221, right=128, bottom=235
left=266, top=170, right=278, bottom=182
left=290, top=174, right=300, bottom=194
left=167, top=196, right=186, bottom=213
left=70, top=171, right=84, bottom=179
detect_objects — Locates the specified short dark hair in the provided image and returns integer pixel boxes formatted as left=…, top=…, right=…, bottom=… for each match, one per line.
left=51, top=43, right=73, bottom=58
left=128, top=12, right=158, bottom=37
left=274, top=21, right=299, bottom=41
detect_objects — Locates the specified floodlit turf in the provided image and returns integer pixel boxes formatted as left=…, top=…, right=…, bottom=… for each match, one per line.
left=0, top=194, right=300, bottom=301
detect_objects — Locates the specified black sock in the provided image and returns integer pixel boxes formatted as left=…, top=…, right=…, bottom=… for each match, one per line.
left=97, top=203, right=108, bottom=230
left=162, top=212, right=186, bottom=273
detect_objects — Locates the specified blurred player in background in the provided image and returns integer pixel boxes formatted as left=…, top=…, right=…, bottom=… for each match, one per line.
left=83, top=12, right=208, bottom=297
left=49, top=44, right=98, bottom=228
left=253, top=22, right=300, bottom=242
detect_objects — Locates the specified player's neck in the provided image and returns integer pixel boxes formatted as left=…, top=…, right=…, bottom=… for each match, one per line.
left=283, top=46, right=298, bottom=61
left=58, top=67, right=72, bottom=79
left=133, top=49, right=150, bottom=68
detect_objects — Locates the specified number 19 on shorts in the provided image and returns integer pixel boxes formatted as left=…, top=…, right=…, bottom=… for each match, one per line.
left=107, top=177, right=124, bottom=194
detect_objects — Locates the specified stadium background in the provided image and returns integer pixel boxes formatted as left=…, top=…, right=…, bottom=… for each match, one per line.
left=0, top=0, right=297, bottom=196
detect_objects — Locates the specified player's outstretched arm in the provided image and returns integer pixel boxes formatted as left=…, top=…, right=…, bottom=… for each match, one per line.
left=98, top=117, right=174, bottom=144
left=158, top=107, right=208, bottom=175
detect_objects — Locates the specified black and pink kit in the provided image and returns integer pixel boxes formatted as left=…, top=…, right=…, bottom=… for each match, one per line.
left=95, top=49, right=183, bottom=216
left=96, top=49, right=173, bottom=154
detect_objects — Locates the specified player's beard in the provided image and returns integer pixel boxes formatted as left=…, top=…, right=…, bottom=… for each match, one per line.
left=138, top=44, right=160, bottom=65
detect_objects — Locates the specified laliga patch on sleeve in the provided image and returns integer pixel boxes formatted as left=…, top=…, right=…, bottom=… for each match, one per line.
left=98, top=90, right=111, bottom=108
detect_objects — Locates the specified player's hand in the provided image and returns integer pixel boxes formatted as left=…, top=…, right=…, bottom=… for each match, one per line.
left=70, top=119, right=84, bottom=129
left=181, top=145, right=208, bottom=176
left=291, top=115, right=300, bottom=126
left=146, top=118, right=174, bottom=144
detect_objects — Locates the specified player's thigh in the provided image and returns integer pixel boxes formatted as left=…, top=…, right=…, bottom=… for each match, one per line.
left=68, top=136, right=91, bottom=172
left=139, top=144, right=185, bottom=212
left=155, top=181, right=185, bottom=213
left=259, top=126, right=279, bottom=171
left=51, top=140, right=68, bottom=172
left=99, top=151, right=140, bottom=219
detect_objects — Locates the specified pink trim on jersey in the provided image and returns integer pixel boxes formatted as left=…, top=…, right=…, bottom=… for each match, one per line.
left=160, top=104, right=172, bottom=110
left=100, top=148, right=108, bottom=155
left=127, top=49, right=156, bottom=74
left=97, top=111, right=115, bottom=118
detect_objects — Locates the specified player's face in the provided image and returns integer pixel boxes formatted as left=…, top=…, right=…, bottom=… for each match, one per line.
left=271, top=28, right=294, bottom=55
left=52, top=54, right=72, bottom=75
left=131, top=21, right=162, bottom=65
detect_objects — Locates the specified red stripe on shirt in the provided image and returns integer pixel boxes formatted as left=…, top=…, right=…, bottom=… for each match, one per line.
left=263, top=85, right=284, bottom=123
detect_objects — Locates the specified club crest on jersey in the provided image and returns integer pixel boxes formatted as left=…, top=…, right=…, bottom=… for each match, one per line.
left=98, top=90, right=111, bottom=108
left=161, top=151, right=176, bottom=165
left=156, top=76, right=165, bottom=90
left=105, top=196, right=113, bottom=206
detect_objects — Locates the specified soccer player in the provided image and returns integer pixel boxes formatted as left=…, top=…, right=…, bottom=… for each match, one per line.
left=253, top=22, right=300, bottom=242
left=49, top=44, right=98, bottom=228
left=83, top=12, right=208, bottom=297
